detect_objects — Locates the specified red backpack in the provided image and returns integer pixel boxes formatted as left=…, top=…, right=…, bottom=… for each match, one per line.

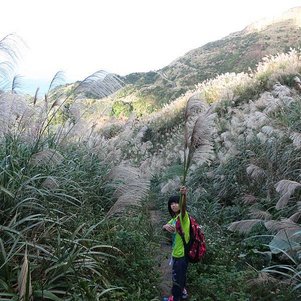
left=176, top=215, right=206, bottom=263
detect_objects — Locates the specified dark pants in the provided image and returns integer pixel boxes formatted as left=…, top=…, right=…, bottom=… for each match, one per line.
left=172, top=256, right=188, bottom=301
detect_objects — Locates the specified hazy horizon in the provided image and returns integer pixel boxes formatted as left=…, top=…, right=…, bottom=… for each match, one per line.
left=1, top=0, right=300, bottom=87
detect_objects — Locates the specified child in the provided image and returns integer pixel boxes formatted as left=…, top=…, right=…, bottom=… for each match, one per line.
left=163, top=186, right=190, bottom=301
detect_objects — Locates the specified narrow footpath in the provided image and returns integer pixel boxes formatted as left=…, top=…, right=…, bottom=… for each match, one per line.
left=150, top=209, right=172, bottom=299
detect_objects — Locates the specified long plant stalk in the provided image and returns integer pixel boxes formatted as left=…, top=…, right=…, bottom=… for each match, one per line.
left=181, top=94, right=214, bottom=187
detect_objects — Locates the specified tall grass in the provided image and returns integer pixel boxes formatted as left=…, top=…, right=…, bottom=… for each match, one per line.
left=148, top=49, right=301, bottom=299
left=0, top=37, right=138, bottom=299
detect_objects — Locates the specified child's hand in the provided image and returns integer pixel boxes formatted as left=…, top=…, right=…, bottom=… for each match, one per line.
left=163, top=224, right=175, bottom=233
left=180, top=186, right=187, bottom=195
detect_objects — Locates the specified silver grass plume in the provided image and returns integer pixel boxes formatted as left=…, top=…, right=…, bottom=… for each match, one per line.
left=106, top=165, right=150, bottom=217
left=47, top=71, right=65, bottom=96
left=160, top=176, right=181, bottom=194
left=41, top=176, right=59, bottom=190
left=274, top=180, right=301, bottom=210
left=249, top=208, right=272, bottom=221
left=182, top=95, right=215, bottom=184
left=18, top=248, right=33, bottom=301
left=241, top=194, right=257, bottom=205
left=33, top=70, right=124, bottom=150
left=246, top=164, right=266, bottom=180
left=0, top=34, right=20, bottom=90
left=264, top=219, right=299, bottom=232
left=184, top=93, right=206, bottom=120
left=75, top=70, right=124, bottom=98
left=227, top=219, right=262, bottom=234
left=0, top=92, right=31, bottom=136
left=30, top=149, right=64, bottom=167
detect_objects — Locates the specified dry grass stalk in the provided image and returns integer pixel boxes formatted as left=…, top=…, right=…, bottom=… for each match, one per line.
left=227, top=219, right=262, bottom=234
left=274, top=180, right=301, bottom=209
left=18, top=248, right=32, bottom=301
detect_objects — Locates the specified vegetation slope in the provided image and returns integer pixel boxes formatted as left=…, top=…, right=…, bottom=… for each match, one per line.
left=1, top=7, right=301, bottom=301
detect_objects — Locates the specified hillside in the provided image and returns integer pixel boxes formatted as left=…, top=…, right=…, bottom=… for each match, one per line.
left=112, top=6, right=301, bottom=114
left=1, top=21, right=301, bottom=299
left=161, top=6, right=301, bottom=87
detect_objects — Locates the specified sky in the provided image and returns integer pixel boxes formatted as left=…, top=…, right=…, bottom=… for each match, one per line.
left=0, top=0, right=300, bottom=93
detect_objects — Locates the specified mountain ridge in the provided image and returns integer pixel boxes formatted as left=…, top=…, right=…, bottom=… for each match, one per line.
left=117, top=6, right=301, bottom=113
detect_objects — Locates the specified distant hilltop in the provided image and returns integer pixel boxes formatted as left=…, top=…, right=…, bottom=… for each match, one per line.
left=244, top=6, right=301, bottom=32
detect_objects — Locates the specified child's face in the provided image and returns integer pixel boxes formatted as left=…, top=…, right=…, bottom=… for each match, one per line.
left=170, top=202, right=180, bottom=214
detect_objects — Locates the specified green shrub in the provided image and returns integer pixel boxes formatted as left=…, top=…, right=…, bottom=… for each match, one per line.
left=103, top=210, right=161, bottom=300
left=111, top=100, right=133, bottom=118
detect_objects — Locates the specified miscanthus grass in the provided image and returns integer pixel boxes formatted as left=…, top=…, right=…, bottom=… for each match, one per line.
left=0, top=37, right=132, bottom=298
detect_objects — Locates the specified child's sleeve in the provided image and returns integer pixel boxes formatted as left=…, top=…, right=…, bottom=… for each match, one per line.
left=180, top=211, right=189, bottom=225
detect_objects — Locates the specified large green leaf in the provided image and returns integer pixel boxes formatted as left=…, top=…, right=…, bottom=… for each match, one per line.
left=269, top=228, right=301, bottom=254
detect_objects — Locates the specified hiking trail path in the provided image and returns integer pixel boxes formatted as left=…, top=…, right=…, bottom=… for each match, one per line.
left=150, top=209, right=172, bottom=299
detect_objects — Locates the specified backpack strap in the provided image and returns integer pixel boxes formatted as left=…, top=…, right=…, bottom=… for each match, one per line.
left=176, top=216, right=189, bottom=257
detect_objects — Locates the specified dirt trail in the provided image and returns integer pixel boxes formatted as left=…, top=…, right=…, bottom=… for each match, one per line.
left=150, top=209, right=172, bottom=298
